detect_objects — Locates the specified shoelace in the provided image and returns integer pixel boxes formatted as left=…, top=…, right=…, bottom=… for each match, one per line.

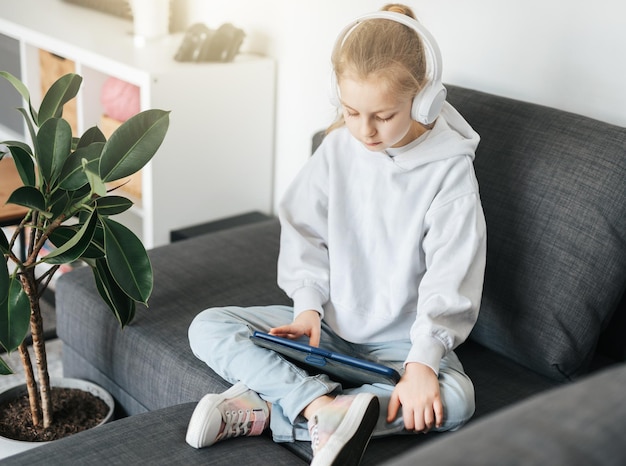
left=218, top=407, right=266, bottom=441
left=309, top=415, right=320, bottom=455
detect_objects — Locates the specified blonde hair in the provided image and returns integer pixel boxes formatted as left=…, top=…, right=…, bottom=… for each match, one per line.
left=327, top=4, right=427, bottom=133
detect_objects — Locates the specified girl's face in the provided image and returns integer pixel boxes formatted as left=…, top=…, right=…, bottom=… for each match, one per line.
left=338, top=74, right=424, bottom=152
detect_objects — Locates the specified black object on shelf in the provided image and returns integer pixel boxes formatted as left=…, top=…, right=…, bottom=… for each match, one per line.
left=170, top=211, right=272, bottom=242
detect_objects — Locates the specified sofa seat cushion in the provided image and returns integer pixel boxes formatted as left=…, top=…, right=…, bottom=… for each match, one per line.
left=447, top=86, right=626, bottom=381
left=1, top=403, right=307, bottom=466
left=57, top=216, right=561, bottom=466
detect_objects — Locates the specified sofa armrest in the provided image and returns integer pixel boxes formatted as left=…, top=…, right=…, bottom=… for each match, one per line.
left=384, top=362, right=626, bottom=465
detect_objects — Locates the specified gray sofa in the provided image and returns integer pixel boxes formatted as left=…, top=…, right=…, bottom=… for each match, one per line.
left=5, top=85, right=626, bottom=465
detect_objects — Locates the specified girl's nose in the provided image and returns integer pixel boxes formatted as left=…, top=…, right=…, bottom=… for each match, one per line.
left=361, top=119, right=376, bottom=138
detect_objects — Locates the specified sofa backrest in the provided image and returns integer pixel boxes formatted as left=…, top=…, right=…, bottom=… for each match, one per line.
left=311, top=85, right=626, bottom=382
left=445, top=85, right=626, bottom=381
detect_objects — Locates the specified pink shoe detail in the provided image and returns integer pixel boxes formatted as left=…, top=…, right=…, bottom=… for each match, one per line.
left=308, top=393, right=379, bottom=466
left=186, top=382, right=269, bottom=448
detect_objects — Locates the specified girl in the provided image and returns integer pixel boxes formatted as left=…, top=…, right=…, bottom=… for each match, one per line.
left=185, top=4, right=486, bottom=466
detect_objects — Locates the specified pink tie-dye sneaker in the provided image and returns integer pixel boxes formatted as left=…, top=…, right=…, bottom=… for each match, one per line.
left=186, top=382, right=269, bottom=448
left=308, top=393, right=379, bottom=466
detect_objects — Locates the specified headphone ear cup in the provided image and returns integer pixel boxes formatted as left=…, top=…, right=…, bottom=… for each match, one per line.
left=411, top=83, right=447, bottom=125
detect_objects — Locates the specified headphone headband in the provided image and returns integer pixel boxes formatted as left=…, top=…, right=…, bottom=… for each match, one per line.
left=331, top=11, right=447, bottom=125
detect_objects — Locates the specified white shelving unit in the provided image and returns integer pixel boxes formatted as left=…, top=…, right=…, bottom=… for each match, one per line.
left=0, top=0, right=275, bottom=248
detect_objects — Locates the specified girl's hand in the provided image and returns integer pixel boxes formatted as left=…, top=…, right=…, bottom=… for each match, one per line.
left=269, top=310, right=322, bottom=347
left=387, top=362, right=443, bottom=433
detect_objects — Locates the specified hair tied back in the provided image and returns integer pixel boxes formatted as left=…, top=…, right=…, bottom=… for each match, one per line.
left=382, top=3, right=416, bottom=19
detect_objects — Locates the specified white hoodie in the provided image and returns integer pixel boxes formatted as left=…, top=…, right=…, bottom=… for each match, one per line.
left=278, top=103, right=487, bottom=373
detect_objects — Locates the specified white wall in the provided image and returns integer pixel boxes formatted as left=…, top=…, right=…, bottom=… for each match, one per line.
left=181, top=0, right=626, bottom=212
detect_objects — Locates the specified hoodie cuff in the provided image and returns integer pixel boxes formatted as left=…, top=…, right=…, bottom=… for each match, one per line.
left=292, top=286, right=326, bottom=320
left=405, top=336, right=446, bottom=376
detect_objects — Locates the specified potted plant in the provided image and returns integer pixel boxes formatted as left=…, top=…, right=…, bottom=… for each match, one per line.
left=0, top=71, right=169, bottom=443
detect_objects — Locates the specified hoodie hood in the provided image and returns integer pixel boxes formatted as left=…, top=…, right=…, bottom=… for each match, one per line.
left=386, top=101, right=480, bottom=171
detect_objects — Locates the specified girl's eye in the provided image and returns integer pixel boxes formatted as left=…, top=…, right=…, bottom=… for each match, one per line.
left=377, top=115, right=394, bottom=122
left=345, top=111, right=358, bottom=118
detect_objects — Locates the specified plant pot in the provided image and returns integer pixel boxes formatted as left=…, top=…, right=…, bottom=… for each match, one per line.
left=0, top=377, right=115, bottom=460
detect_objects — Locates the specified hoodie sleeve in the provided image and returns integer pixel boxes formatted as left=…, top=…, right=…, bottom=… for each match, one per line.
left=277, top=148, right=330, bottom=320
left=406, top=158, right=487, bottom=374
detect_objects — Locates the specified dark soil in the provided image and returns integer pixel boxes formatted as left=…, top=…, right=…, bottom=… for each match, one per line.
left=0, top=387, right=109, bottom=442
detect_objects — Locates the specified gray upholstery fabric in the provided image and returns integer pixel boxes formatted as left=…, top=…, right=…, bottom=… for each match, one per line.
left=55, top=216, right=562, bottom=464
left=446, top=86, right=626, bottom=381
left=1, top=403, right=308, bottom=465
left=43, top=85, right=626, bottom=465
left=57, top=217, right=559, bottom=413
left=56, top=220, right=291, bottom=415
left=597, top=290, right=626, bottom=362
left=383, top=362, right=626, bottom=466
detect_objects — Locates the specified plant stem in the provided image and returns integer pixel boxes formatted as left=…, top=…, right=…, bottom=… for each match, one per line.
left=37, top=264, right=60, bottom=299
left=17, top=341, right=41, bottom=427
left=31, top=300, right=52, bottom=428
left=25, top=215, right=66, bottom=268
left=14, top=210, right=66, bottom=428
left=27, top=211, right=38, bottom=261
left=20, top=270, right=52, bottom=428
left=9, top=212, right=31, bottom=263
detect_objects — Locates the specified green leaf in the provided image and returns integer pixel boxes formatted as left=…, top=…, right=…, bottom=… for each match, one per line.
left=49, top=224, right=104, bottom=260
left=49, top=188, right=72, bottom=219
left=85, top=166, right=107, bottom=198
left=92, top=259, right=136, bottom=327
left=84, top=228, right=106, bottom=259
left=0, top=254, right=8, bottom=307
left=43, top=209, right=98, bottom=264
left=6, top=186, right=47, bottom=214
left=38, top=73, right=82, bottom=125
left=95, top=196, right=133, bottom=216
left=65, top=183, right=91, bottom=210
left=0, top=261, right=10, bottom=356
left=8, top=145, right=36, bottom=186
left=59, top=142, right=104, bottom=191
left=2, top=140, right=32, bottom=153
left=100, top=109, right=169, bottom=182
left=0, top=71, right=30, bottom=105
left=0, top=356, right=13, bottom=375
left=47, top=225, right=76, bottom=248
left=0, top=276, right=31, bottom=354
left=0, top=228, right=9, bottom=255
left=101, top=217, right=152, bottom=304
left=37, top=117, right=72, bottom=186
left=77, top=126, right=106, bottom=149
left=17, top=108, right=39, bottom=152
left=85, top=222, right=106, bottom=259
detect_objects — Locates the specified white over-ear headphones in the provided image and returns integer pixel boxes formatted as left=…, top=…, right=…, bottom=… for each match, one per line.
left=331, top=11, right=446, bottom=125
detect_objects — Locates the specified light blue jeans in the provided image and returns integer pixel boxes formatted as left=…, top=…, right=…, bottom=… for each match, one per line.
left=188, top=305, right=475, bottom=443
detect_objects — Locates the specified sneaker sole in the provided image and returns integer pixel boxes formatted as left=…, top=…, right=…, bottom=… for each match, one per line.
left=311, top=393, right=380, bottom=466
left=185, top=382, right=250, bottom=448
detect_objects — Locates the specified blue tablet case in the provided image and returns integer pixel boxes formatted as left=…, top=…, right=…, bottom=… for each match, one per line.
left=250, top=331, right=400, bottom=386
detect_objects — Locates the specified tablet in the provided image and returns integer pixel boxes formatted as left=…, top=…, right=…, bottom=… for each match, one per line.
left=250, top=331, right=400, bottom=386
